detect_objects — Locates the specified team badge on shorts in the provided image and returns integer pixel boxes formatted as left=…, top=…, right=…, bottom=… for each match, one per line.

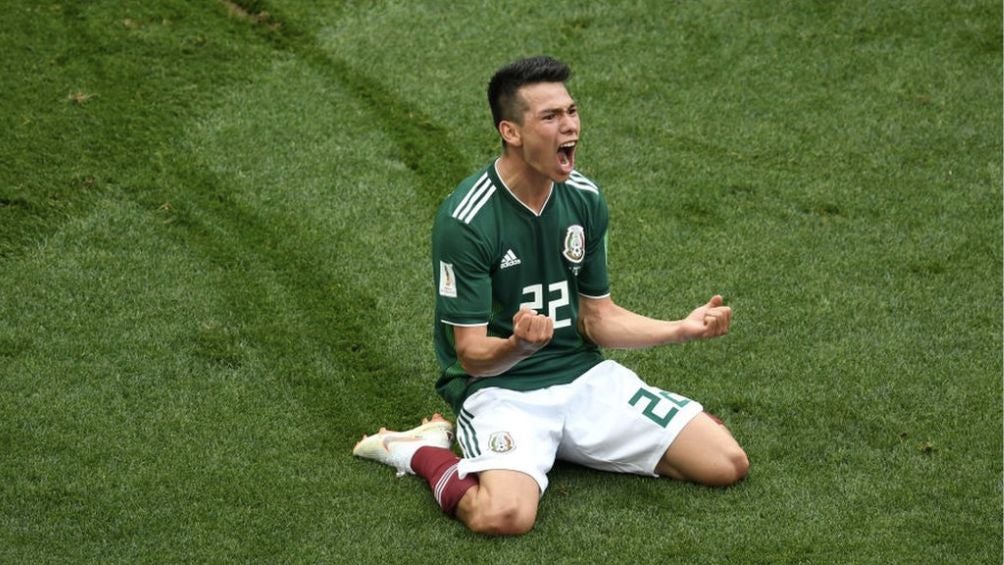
left=562, top=225, right=585, bottom=264
left=488, top=431, right=515, bottom=453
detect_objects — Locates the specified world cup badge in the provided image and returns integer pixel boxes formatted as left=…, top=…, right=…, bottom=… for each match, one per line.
left=562, top=225, right=585, bottom=264
left=438, top=261, right=457, bottom=298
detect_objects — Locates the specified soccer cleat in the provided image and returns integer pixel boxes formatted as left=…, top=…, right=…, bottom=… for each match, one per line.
left=352, top=415, right=455, bottom=477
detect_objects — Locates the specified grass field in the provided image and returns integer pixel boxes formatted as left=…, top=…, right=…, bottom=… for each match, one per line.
left=1, top=0, right=1001, bottom=562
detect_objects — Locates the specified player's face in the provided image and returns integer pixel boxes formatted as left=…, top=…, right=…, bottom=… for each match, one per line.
left=510, top=82, right=579, bottom=183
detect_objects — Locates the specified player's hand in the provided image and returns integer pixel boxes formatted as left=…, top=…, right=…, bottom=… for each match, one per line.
left=682, top=295, right=732, bottom=341
left=511, top=308, right=554, bottom=354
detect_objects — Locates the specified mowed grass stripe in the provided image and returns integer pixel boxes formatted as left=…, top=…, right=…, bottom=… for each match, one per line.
left=141, top=1, right=472, bottom=426
left=148, top=161, right=437, bottom=428
left=1, top=0, right=999, bottom=562
left=222, top=0, right=469, bottom=209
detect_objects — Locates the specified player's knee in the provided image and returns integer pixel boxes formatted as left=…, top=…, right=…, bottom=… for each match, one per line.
left=705, top=448, right=749, bottom=487
left=728, top=448, right=750, bottom=484
left=467, top=500, right=537, bottom=536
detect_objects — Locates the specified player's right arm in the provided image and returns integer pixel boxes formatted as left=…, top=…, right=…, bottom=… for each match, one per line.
left=453, top=308, right=554, bottom=377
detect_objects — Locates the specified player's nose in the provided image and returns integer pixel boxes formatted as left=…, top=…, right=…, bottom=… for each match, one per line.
left=560, top=113, right=578, bottom=133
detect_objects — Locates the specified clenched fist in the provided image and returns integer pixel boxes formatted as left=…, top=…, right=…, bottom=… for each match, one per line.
left=511, top=308, right=554, bottom=354
left=682, top=295, right=732, bottom=341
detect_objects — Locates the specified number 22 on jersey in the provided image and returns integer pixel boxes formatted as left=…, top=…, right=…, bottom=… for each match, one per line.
left=520, top=280, right=571, bottom=329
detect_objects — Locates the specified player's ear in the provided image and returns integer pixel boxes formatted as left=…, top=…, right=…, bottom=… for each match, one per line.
left=499, top=120, right=521, bottom=147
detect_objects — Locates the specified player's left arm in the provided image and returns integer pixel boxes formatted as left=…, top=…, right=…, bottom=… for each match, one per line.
left=577, top=294, right=732, bottom=349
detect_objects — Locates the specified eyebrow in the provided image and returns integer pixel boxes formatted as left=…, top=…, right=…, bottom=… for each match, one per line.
left=536, top=102, right=577, bottom=116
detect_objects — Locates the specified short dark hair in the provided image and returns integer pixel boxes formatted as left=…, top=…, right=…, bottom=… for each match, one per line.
left=488, top=56, right=571, bottom=130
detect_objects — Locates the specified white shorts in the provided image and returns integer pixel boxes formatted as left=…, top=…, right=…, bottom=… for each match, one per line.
left=455, top=360, right=703, bottom=492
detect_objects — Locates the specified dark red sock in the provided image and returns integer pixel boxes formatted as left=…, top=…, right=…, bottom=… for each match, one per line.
left=411, top=446, right=478, bottom=515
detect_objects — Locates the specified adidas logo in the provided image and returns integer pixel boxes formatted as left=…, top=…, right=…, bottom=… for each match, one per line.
left=500, top=249, right=522, bottom=269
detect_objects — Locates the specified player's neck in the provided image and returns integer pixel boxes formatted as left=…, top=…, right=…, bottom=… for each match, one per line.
left=496, top=154, right=552, bottom=214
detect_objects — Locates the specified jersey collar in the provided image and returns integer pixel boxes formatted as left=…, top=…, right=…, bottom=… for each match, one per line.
left=491, top=159, right=554, bottom=217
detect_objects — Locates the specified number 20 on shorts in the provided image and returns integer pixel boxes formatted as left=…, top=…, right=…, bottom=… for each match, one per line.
left=629, top=388, right=691, bottom=428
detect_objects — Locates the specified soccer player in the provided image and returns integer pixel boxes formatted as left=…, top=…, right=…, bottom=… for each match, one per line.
left=354, top=55, right=749, bottom=536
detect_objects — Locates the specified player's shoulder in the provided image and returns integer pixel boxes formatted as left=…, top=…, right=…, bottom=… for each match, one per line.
left=437, top=165, right=501, bottom=227
left=563, top=169, right=602, bottom=195
left=558, top=170, right=606, bottom=212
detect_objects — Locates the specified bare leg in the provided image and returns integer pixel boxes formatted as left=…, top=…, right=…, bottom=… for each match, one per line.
left=455, top=469, right=540, bottom=536
left=655, top=412, right=749, bottom=486
left=354, top=415, right=540, bottom=536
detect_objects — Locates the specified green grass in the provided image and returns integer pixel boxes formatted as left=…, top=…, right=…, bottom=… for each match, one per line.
left=1, top=0, right=1000, bottom=562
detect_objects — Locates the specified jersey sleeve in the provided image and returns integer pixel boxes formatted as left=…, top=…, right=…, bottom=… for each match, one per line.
left=432, top=212, right=494, bottom=326
left=576, top=189, right=611, bottom=298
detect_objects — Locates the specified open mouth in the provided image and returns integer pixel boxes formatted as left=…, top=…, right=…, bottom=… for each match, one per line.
left=557, top=141, right=576, bottom=174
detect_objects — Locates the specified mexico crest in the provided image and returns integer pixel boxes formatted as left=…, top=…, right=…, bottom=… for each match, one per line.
left=562, top=225, right=585, bottom=264
left=488, top=431, right=515, bottom=453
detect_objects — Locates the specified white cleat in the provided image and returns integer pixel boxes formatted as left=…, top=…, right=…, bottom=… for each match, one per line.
left=352, top=415, right=454, bottom=477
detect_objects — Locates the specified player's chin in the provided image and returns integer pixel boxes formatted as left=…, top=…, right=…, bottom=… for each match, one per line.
left=540, top=159, right=573, bottom=183
left=550, top=166, right=575, bottom=183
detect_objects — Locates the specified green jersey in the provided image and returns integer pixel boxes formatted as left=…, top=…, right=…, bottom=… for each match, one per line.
left=432, top=160, right=611, bottom=414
